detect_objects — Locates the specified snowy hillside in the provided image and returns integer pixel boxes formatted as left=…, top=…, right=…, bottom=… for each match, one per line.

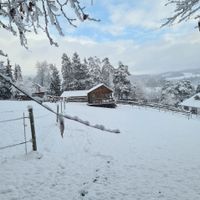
left=1, top=101, right=200, bottom=200
left=130, top=68, right=200, bottom=88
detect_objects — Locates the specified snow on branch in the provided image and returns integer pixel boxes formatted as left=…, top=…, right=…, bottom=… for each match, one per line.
left=0, top=0, right=100, bottom=47
left=162, top=0, right=200, bottom=27
left=0, top=49, right=7, bottom=57
left=0, top=72, right=120, bottom=134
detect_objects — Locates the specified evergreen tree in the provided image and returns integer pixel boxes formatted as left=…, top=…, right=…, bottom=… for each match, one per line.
left=196, top=84, right=200, bottom=93
left=0, top=60, right=13, bottom=99
left=14, top=64, right=23, bottom=82
left=49, top=64, right=61, bottom=96
left=13, top=64, right=23, bottom=98
left=82, top=58, right=91, bottom=90
left=101, top=58, right=114, bottom=88
left=161, top=80, right=195, bottom=106
left=34, top=61, right=51, bottom=88
left=71, top=52, right=90, bottom=90
left=88, top=56, right=102, bottom=87
left=113, top=62, right=131, bottom=100
left=61, top=53, right=73, bottom=91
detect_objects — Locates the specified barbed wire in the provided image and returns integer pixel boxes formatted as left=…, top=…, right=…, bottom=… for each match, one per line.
left=0, top=139, right=32, bottom=150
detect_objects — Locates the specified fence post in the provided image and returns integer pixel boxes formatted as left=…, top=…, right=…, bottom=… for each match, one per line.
left=60, top=101, right=63, bottom=113
left=64, top=100, right=66, bottom=110
left=57, top=104, right=59, bottom=123
left=28, top=107, right=37, bottom=151
left=23, top=113, right=28, bottom=155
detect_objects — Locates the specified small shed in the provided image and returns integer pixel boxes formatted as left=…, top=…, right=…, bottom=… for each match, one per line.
left=180, top=93, right=200, bottom=114
left=32, top=83, right=46, bottom=98
left=87, top=83, right=116, bottom=108
left=61, top=90, right=88, bottom=102
left=16, top=92, right=31, bottom=101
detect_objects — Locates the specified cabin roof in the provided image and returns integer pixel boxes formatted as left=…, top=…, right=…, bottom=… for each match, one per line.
left=61, top=90, right=88, bottom=98
left=180, top=93, right=200, bottom=108
left=87, top=83, right=113, bottom=93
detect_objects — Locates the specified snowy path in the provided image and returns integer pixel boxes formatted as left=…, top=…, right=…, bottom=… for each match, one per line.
left=1, top=101, right=200, bottom=200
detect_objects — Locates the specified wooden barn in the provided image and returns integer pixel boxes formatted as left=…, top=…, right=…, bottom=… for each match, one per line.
left=87, top=84, right=116, bottom=108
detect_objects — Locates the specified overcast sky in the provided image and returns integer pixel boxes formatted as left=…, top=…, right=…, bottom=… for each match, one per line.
left=1, top=0, right=200, bottom=75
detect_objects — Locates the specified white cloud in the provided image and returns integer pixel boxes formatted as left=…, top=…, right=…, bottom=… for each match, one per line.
left=1, top=28, right=200, bottom=76
left=0, top=1, right=200, bottom=77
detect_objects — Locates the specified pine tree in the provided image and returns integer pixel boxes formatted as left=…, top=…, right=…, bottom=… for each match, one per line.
left=88, top=56, right=102, bottom=87
left=34, top=61, right=51, bottom=88
left=161, top=80, right=195, bottom=106
left=101, top=58, right=114, bottom=87
left=14, top=64, right=23, bottom=82
left=49, top=64, right=61, bottom=96
left=61, top=53, right=73, bottom=91
left=13, top=64, right=23, bottom=98
left=71, top=52, right=90, bottom=90
left=113, top=62, right=131, bottom=100
left=196, top=84, right=200, bottom=93
left=0, top=60, right=13, bottom=99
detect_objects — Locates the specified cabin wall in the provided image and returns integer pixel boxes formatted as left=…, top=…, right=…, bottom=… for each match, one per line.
left=88, top=86, right=113, bottom=103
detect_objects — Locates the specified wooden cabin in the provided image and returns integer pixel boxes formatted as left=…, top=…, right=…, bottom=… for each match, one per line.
left=87, top=84, right=116, bottom=108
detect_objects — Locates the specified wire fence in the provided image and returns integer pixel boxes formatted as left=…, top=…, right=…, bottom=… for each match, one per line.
left=117, top=100, right=192, bottom=119
left=0, top=113, right=32, bottom=154
left=0, top=116, right=29, bottom=123
left=0, top=140, right=32, bottom=150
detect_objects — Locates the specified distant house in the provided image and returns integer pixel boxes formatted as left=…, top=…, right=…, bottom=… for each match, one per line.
left=16, top=92, right=31, bottom=101
left=60, top=90, right=88, bottom=102
left=31, top=83, right=46, bottom=98
left=60, top=83, right=116, bottom=108
left=180, top=93, right=200, bottom=114
left=87, top=84, right=116, bottom=108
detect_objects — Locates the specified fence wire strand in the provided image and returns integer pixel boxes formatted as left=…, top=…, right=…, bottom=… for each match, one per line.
left=0, top=117, right=29, bottom=123
left=0, top=139, right=32, bottom=150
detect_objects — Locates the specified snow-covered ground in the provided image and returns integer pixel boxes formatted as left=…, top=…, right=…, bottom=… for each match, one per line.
left=1, top=101, right=200, bottom=200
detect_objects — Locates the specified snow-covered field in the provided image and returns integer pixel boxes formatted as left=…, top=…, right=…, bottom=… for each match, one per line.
left=1, top=101, right=200, bottom=200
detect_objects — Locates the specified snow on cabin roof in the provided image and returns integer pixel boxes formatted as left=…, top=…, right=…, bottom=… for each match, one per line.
left=87, top=83, right=113, bottom=93
left=61, top=90, right=88, bottom=98
left=180, top=93, right=200, bottom=108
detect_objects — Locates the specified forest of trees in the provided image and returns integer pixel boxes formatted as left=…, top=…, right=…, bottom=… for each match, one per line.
left=1, top=52, right=200, bottom=106
left=0, top=60, right=23, bottom=99
left=0, top=52, right=132, bottom=100
left=34, top=52, right=132, bottom=99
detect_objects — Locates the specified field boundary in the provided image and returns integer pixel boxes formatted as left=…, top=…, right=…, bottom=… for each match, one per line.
left=117, top=100, right=192, bottom=119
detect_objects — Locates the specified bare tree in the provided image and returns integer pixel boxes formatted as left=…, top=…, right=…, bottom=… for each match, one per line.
left=163, top=0, right=200, bottom=30
left=0, top=0, right=99, bottom=56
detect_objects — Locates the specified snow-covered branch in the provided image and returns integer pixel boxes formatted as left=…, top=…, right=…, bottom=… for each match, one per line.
left=0, top=49, right=7, bottom=57
left=0, top=0, right=99, bottom=48
left=163, top=0, right=200, bottom=28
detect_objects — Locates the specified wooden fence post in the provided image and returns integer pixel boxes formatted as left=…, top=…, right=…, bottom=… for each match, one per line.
left=57, top=104, right=59, bottom=123
left=60, top=101, right=63, bottom=113
left=28, top=107, right=37, bottom=151
left=23, top=112, right=28, bottom=155
left=64, top=100, right=66, bottom=110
